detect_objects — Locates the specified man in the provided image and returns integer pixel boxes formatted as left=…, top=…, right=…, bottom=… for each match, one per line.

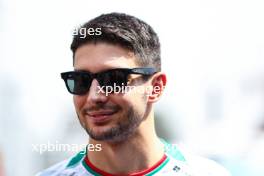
left=38, top=12, right=230, bottom=176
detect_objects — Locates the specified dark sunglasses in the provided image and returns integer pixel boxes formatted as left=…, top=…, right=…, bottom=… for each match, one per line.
left=61, top=67, right=157, bottom=95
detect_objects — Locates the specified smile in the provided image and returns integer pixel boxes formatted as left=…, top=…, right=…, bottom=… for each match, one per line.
left=85, top=110, right=118, bottom=123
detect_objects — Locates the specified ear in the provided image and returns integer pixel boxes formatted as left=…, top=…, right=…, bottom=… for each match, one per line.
left=147, top=72, right=167, bottom=103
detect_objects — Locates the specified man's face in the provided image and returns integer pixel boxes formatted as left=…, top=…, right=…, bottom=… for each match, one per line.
left=73, top=43, right=151, bottom=142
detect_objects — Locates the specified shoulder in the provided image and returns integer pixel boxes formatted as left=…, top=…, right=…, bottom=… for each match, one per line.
left=183, top=153, right=232, bottom=176
left=36, top=151, right=86, bottom=176
left=162, top=139, right=231, bottom=176
left=35, top=159, right=69, bottom=176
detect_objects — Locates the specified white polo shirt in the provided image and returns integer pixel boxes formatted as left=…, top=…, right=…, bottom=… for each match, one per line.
left=37, top=140, right=231, bottom=176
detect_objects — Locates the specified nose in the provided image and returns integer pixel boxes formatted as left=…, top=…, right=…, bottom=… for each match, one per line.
left=86, top=78, right=108, bottom=104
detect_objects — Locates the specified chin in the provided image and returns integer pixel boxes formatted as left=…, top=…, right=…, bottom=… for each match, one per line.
left=85, top=124, right=133, bottom=142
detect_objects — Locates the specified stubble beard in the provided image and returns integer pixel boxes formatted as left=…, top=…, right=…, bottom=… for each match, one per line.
left=79, top=107, right=144, bottom=143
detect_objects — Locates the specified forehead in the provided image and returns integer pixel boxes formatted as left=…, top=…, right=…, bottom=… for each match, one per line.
left=74, top=43, right=138, bottom=73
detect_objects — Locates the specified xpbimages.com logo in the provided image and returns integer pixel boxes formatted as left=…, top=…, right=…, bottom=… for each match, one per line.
left=72, top=26, right=102, bottom=39
left=32, top=141, right=102, bottom=154
left=96, top=83, right=163, bottom=96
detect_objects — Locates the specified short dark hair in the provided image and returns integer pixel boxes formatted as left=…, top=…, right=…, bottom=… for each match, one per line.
left=70, top=12, right=161, bottom=71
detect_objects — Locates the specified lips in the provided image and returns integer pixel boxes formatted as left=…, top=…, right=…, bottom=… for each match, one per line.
left=85, top=109, right=118, bottom=123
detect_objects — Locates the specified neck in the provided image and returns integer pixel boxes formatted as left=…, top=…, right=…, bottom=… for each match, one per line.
left=87, top=114, right=164, bottom=175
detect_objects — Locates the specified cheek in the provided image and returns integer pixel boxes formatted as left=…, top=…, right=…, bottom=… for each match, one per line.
left=121, top=92, right=147, bottom=111
left=73, top=96, right=86, bottom=112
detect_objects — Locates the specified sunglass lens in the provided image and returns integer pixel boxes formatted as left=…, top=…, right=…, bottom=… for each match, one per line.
left=65, top=72, right=92, bottom=95
left=98, top=70, right=128, bottom=88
